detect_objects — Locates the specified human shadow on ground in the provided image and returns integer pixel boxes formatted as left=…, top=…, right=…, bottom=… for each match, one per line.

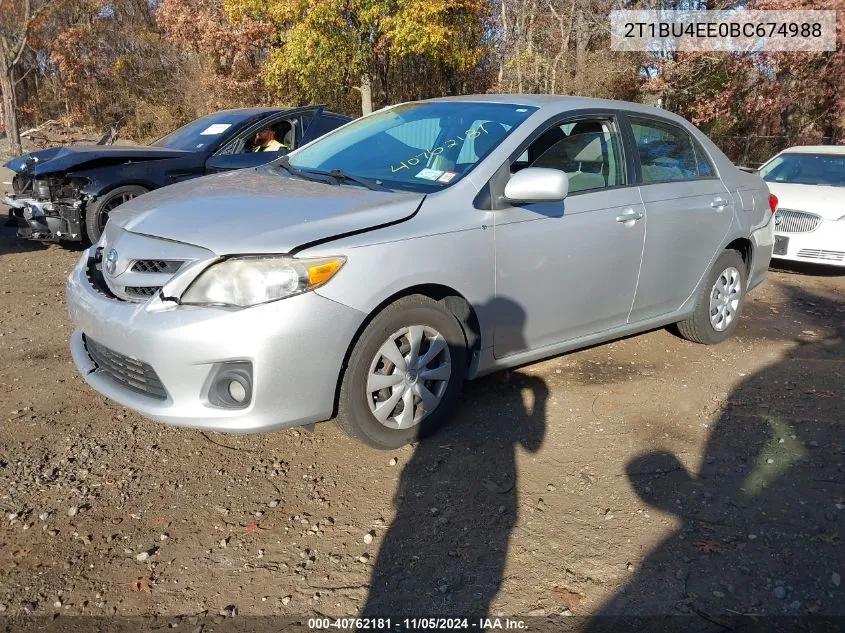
left=587, top=283, right=845, bottom=633
left=360, top=297, right=548, bottom=620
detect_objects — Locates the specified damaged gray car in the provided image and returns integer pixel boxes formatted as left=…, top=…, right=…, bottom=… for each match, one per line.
left=3, top=106, right=350, bottom=244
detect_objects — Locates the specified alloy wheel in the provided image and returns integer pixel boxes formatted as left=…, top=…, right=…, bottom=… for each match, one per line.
left=99, top=192, right=138, bottom=232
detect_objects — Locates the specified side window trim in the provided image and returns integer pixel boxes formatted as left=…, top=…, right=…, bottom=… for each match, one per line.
left=479, top=108, right=634, bottom=211
left=216, top=108, right=321, bottom=156
left=691, top=137, right=718, bottom=179
left=508, top=110, right=634, bottom=190
left=626, top=114, right=719, bottom=184
left=214, top=113, right=285, bottom=156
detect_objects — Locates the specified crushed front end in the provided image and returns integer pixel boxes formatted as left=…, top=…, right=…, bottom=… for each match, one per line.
left=3, top=170, right=87, bottom=242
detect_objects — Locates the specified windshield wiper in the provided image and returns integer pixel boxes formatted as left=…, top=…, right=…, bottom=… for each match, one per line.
left=275, top=158, right=387, bottom=190
left=299, top=167, right=390, bottom=192
left=274, top=156, right=335, bottom=185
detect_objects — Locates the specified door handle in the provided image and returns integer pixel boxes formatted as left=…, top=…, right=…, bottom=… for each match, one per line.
left=711, top=197, right=728, bottom=210
left=616, top=208, right=644, bottom=223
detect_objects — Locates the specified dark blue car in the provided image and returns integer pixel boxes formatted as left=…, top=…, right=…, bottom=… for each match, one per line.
left=3, top=106, right=350, bottom=244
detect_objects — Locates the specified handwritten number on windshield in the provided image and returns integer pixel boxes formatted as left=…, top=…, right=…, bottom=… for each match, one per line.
left=390, top=123, right=489, bottom=173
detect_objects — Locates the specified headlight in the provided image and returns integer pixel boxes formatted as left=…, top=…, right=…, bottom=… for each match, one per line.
left=180, top=255, right=346, bottom=308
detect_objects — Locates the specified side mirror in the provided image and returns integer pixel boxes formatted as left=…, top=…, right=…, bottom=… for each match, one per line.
left=504, top=167, right=569, bottom=204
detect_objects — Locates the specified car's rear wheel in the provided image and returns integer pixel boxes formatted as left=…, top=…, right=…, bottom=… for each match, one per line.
left=677, top=249, right=747, bottom=345
left=85, top=185, right=148, bottom=244
left=335, top=295, right=467, bottom=449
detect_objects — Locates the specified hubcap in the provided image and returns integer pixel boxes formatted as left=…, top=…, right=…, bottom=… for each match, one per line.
left=366, top=325, right=452, bottom=429
left=709, top=266, right=742, bottom=332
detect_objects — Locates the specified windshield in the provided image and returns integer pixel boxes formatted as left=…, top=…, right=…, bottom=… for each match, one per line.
left=151, top=111, right=255, bottom=151
left=759, top=152, right=845, bottom=187
left=288, top=102, right=537, bottom=191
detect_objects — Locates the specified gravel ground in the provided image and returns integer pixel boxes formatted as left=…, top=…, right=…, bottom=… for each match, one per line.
left=0, top=187, right=843, bottom=629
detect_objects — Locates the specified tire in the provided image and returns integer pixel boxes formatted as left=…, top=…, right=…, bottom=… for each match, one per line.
left=677, top=250, right=747, bottom=345
left=335, top=295, right=468, bottom=449
left=85, top=185, right=148, bottom=244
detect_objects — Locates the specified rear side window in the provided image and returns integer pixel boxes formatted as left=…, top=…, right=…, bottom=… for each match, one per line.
left=693, top=143, right=715, bottom=177
left=630, top=117, right=700, bottom=183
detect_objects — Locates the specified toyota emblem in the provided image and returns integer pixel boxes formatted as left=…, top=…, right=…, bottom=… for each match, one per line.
left=105, top=248, right=118, bottom=275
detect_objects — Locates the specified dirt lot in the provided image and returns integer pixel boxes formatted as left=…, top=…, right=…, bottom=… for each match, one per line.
left=0, top=204, right=843, bottom=629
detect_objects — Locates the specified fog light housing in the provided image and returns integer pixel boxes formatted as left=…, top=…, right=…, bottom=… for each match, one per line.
left=23, top=204, right=43, bottom=220
left=205, top=361, right=253, bottom=409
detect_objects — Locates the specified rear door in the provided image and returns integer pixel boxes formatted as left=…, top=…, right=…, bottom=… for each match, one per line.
left=626, top=115, right=735, bottom=323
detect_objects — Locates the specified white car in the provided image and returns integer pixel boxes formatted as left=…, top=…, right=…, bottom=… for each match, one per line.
left=759, top=145, right=845, bottom=267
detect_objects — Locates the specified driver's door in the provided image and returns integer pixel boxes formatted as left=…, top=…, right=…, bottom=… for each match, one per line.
left=493, top=114, right=646, bottom=357
left=205, top=106, right=324, bottom=173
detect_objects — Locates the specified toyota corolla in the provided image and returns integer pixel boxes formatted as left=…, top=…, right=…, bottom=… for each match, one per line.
left=67, top=95, right=774, bottom=449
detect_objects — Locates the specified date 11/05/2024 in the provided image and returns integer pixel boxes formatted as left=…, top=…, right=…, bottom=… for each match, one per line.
left=308, top=617, right=528, bottom=630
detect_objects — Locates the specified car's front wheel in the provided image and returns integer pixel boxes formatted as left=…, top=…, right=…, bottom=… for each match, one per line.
left=335, top=295, right=468, bottom=449
left=677, top=249, right=747, bottom=345
left=85, top=185, right=148, bottom=244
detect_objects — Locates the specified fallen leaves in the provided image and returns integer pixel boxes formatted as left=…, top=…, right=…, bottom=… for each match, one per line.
left=816, top=533, right=841, bottom=546
left=551, top=586, right=583, bottom=612
left=694, top=540, right=723, bottom=554
left=131, top=577, right=152, bottom=594
left=12, top=547, right=31, bottom=560
left=481, top=478, right=515, bottom=494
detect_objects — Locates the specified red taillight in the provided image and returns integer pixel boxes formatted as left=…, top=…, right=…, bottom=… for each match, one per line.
left=768, top=193, right=778, bottom=214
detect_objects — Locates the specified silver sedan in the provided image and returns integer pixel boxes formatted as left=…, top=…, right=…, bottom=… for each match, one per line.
left=67, top=95, right=775, bottom=448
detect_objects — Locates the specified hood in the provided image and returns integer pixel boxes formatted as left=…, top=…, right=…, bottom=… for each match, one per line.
left=766, top=182, right=845, bottom=221
left=4, top=145, right=188, bottom=177
left=109, top=167, right=425, bottom=254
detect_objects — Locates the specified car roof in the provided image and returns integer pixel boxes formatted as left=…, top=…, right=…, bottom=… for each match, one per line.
left=214, top=107, right=350, bottom=119
left=780, top=145, right=845, bottom=155
left=422, top=93, right=693, bottom=125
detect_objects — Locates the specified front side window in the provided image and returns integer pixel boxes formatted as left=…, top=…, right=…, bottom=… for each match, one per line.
left=512, top=118, right=625, bottom=194
left=219, top=116, right=297, bottom=155
left=759, top=152, right=845, bottom=187
left=630, top=117, right=700, bottom=183
left=288, top=102, right=537, bottom=192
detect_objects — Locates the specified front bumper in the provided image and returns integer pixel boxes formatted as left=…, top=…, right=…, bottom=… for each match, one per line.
left=772, top=219, right=845, bottom=267
left=67, top=249, right=367, bottom=432
left=3, top=193, right=83, bottom=242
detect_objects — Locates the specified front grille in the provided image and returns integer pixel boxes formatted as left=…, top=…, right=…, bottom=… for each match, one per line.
left=131, top=259, right=185, bottom=274
left=86, top=249, right=122, bottom=300
left=84, top=336, right=167, bottom=400
left=775, top=209, right=822, bottom=233
left=125, top=286, right=162, bottom=299
left=796, top=248, right=845, bottom=262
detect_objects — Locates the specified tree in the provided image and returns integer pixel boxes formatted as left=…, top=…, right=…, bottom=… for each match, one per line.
left=157, top=0, right=273, bottom=112
left=226, top=0, right=489, bottom=115
left=494, top=0, right=642, bottom=100
left=0, top=0, right=52, bottom=155
left=652, top=0, right=845, bottom=148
